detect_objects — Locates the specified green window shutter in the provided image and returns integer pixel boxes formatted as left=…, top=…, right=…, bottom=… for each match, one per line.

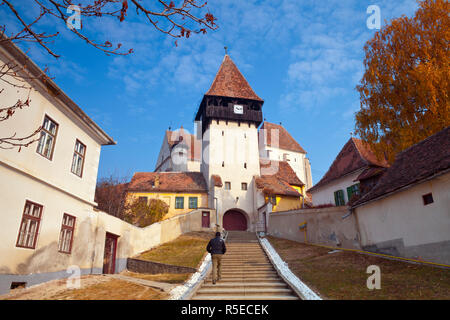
left=189, top=197, right=198, bottom=209
left=347, top=184, right=361, bottom=202
left=347, top=186, right=353, bottom=202
left=335, top=190, right=345, bottom=206
left=175, top=197, right=184, bottom=209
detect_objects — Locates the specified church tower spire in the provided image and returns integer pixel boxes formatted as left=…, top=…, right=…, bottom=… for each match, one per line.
left=195, top=54, right=264, bottom=135
left=196, top=54, right=263, bottom=231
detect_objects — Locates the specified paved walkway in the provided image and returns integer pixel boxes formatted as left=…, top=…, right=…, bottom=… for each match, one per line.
left=105, top=274, right=176, bottom=293
left=191, top=231, right=300, bottom=300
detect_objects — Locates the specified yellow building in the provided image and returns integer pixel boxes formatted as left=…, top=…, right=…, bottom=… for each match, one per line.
left=256, top=160, right=305, bottom=212
left=126, top=172, right=209, bottom=220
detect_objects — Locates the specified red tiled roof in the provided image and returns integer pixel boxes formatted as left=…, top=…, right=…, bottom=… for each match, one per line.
left=211, top=174, right=223, bottom=188
left=205, top=55, right=263, bottom=102
left=260, top=159, right=304, bottom=186
left=128, top=172, right=207, bottom=193
left=352, top=126, right=450, bottom=207
left=355, top=166, right=387, bottom=182
left=308, top=137, right=389, bottom=193
left=352, top=138, right=389, bottom=168
left=256, top=160, right=303, bottom=197
left=259, top=122, right=306, bottom=154
left=255, top=175, right=301, bottom=197
left=166, top=128, right=201, bottom=161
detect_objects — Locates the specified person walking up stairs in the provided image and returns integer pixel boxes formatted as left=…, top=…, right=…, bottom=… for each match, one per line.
left=192, top=231, right=299, bottom=300
left=206, top=232, right=227, bottom=285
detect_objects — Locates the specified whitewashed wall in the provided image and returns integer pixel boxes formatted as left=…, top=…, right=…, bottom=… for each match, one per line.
left=310, top=170, right=363, bottom=206
left=202, top=120, right=261, bottom=230
left=355, top=172, right=450, bottom=264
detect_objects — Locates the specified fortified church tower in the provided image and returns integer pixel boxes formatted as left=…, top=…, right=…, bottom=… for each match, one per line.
left=195, top=55, right=264, bottom=231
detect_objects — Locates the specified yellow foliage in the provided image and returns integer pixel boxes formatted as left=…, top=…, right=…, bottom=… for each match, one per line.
left=355, top=0, right=450, bottom=163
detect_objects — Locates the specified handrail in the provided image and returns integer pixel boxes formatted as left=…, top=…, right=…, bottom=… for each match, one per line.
left=222, top=229, right=229, bottom=241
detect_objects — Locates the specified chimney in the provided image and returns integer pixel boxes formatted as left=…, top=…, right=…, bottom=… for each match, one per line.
left=155, top=174, right=160, bottom=188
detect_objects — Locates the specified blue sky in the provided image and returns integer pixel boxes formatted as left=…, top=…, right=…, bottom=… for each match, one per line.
left=1, top=0, right=419, bottom=183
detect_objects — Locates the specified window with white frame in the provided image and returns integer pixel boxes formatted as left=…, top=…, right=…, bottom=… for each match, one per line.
left=175, top=197, right=184, bottom=209
left=58, top=214, right=76, bottom=254
left=16, top=201, right=43, bottom=249
left=189, top=197, right=198, bottom=209
left=71, top=140, right=86, bottom=177
left=36, top=115, right=58, bottom=160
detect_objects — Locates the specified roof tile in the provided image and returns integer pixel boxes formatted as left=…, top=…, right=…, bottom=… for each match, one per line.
left=352, top=126, right=450, bottom=207
left=206, top=55, right=263, bottom=102
left=128, top=172, right=207, bottom=193
left=259, top=122, right=306, bottom=154
left=308, top=137, right=388, bottom=193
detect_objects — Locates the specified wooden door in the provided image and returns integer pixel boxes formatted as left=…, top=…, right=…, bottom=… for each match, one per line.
left=103, top=232, right=118, bottom=274
left=223, top=210, right=247, bottom=231
left=202, top=211, right=210, bottom=228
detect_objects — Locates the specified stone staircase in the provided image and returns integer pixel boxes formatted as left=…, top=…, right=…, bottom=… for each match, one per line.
left=191, top=231, right=300, bottom=300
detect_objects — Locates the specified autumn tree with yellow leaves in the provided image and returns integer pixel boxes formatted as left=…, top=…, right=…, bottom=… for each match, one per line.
left=355, top=0, right=449, bottom=163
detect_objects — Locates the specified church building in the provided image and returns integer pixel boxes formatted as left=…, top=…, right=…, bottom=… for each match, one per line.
left=128, top=54, right=312, bottom=232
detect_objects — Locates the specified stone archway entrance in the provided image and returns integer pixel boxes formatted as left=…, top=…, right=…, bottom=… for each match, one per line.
left=223, top=210, right=247, bottom=231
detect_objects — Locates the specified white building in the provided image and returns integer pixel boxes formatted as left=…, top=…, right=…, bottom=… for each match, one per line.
left=194, top=55, right=265, bottom=232
left=154, top=127, right=201, bottom=173
left=308, top=137, right=389, bottom=206
left=351, top=127, right=450, bottom=264
left=152, top=55, right=310, bottom=232
left=259, top=121, right=313, bottom=192
left=0, top=39, right=115, bottom=293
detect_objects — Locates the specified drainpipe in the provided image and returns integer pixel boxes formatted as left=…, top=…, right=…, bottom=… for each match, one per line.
left=214, top=197, right=219, bottom=230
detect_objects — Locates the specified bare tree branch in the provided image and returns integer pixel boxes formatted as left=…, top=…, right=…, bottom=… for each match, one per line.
left=0, top=0, right=217, bottom=151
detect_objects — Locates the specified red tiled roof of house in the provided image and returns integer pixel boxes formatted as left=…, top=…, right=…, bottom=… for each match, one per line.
left=255, top=175, right=301, bottom=197
left=205, top=55, right=263, bottom=102
left=259, top=122, right=307, bottom=154
left=355, top=166, right=387, bottom=182
left=256, top=159, right=303, bottom=197
left=128, top=172, right=207, bottom=193
left=352, top=138, right=389, bottom=168
left=352, top=126, right=450, bottom=207
left=308, top=137, right=389, bottom=193
left=166, top=128, right=202, bottom=161
left=260, top=159, right=304, bottom=186
left=211, top=174, right=223, bottom=188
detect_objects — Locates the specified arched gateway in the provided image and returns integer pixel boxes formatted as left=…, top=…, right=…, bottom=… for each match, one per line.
left=223, top=210, right=248, bottom=231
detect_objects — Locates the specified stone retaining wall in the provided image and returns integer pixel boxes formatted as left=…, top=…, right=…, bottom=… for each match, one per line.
left=268, top=206, right=361, bottom=249
left=127, top=258, right=197, bottom=274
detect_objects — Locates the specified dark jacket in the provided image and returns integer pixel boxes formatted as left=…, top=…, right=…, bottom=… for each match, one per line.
left=207, top=236, right=226, bottom=255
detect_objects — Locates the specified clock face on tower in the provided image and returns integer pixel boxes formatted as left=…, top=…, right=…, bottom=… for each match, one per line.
left=233, top=104, right=244, bottom=114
